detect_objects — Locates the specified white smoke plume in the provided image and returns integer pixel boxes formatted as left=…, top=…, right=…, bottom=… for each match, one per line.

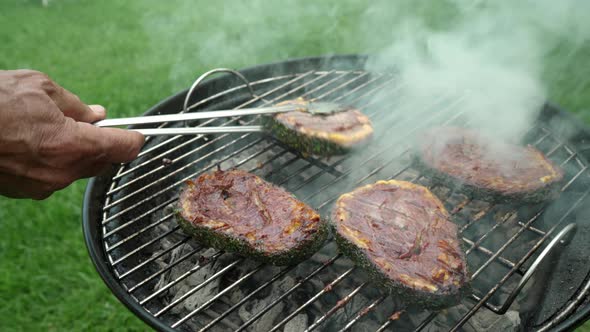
left=138, top=0, right=589, bottom=140
left=362, top=0, right=590, bottom=142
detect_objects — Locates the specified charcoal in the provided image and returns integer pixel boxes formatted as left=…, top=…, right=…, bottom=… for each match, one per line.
left=283, top=314, right=309, bottom=332
left=237, top=276, right=296, bottom=331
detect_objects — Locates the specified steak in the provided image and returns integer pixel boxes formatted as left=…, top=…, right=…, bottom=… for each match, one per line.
left=177, top=170, right=328, bottom=265
left=263, top=97, right=373, bottom=156
left=331, top=180, right=469, bottom=308
left=414, top=127, right=564, bottom=203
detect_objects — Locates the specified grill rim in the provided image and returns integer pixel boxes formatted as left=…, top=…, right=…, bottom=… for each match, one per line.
left=82, top=54, right=590, bottom=332
left=84, top=176, right=175, bottom=332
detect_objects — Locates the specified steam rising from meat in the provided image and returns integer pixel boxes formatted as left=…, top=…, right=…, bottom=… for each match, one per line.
left=139, top=0, right=367, bottom=91
left=363, top=0, right=589, bottom=143
left=132, top=2, right=590, bottom=329
left=139, top=0, right=589, bottom=141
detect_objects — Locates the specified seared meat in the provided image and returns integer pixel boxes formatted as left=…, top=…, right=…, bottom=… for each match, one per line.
left=177, top=170, right=327, bottom=265
left=332, top=180, right=469, bottom=308
left=415, top=127, right=564, bottom=203
left=263, top=98, right=373, bottom=156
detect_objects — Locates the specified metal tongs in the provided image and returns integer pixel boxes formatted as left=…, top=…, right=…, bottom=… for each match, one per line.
left=94, top=68, right=349, bottom=136
left=95, top=105, right=287, bottom=136
left=94, top=101, right=346, bottom=136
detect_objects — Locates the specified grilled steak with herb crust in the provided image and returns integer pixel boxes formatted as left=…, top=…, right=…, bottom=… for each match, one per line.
left=177, top=170, right=328, bottom=265
left=415, top=127, right=564, bottom=203
left=263, top=97, right=373, bottom=156
left=332, top=180, right=469, bottom=308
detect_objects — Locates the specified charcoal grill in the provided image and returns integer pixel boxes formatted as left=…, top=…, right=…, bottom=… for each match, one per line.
left=83, top=55, right=590, bottom=331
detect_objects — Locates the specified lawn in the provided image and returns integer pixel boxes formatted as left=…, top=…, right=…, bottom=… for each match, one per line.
left=0, top=0, right=589, bottom=331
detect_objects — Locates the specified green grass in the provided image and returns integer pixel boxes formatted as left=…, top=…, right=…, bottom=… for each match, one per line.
left=0, top=0, right=589, bottom=331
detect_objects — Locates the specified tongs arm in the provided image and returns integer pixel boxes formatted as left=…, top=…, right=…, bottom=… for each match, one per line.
left=93, top=100, right=343, bottom=136
left=129, top=126, right=264, bottom=136
left=93, top=105, right=298, bottom=128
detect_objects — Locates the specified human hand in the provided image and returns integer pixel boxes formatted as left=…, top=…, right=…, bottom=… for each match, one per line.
left=0, top=69, right=145, bottom=199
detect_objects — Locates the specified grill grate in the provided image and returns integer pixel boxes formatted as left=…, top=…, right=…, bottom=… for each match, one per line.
left=99, top=69, right=590, bottom=331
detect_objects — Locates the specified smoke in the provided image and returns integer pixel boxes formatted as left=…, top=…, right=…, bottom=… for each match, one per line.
left=138, top=0, right=589, bottom=140
left=137, top=0, right=366, bottom=92
left=362, top=0, right=590, bottom=142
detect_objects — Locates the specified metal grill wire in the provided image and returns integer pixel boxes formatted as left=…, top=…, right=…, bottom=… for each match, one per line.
left=99, top=70, right=590, bottom=331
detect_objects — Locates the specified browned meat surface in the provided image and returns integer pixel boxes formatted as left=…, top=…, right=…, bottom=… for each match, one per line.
left=178, top=170, right=327, bottom=265
left=272, top=98, right=373, bottom=148
left=416, top=127, right=564, bottom=202
left=332, top=180, right=469, bottom=307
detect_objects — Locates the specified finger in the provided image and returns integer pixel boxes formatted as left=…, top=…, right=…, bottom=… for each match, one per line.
left=48, top=83, right=105, bottom=123
left=75, top=162, right=111, bottom=179
left=0, top=172, right=53, bottom=200
left=27, top=162, right=111, bottom=183
left=88, top=105, right=107, bottom=120
left=76, top=122, right=145, bottom=163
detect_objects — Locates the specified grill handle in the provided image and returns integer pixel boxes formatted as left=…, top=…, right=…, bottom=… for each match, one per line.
left=473, top=223, right=577, bottom=315
left=182, top=68, right=258, bottom=113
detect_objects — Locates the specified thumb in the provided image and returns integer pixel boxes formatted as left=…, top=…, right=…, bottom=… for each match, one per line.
left=77, top=122, right=145, bottom=163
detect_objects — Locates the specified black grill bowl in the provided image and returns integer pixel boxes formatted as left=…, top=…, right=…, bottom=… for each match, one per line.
left=83, top=55, right=590, bottom=332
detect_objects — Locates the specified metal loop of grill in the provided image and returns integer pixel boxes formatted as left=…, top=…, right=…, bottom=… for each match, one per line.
left=481, top=222, right=577, bottom=315
left=97, top=67, right=590, bottom=332
left=183, top=68, right=258, bottom=113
